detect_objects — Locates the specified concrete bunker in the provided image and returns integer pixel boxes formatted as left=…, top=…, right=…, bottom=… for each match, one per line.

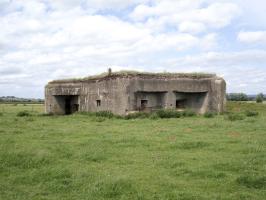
left=45, top=71, right=226, bottom=115
left=54, top=95, right=79, bottom=114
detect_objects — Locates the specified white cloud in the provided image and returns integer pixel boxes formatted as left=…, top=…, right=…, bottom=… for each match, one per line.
left=44, top=0, right=150, bottom=12
left=200, top=33, right=218, bottom=50
left=233, top=0, right=266, bottom=28
left=167, top=50, right=266, bottom=68
left=179, top=21, right=206, bottom=34
left=238, top=31, right=266, bottom=44
left=130, top=1, right=241, bottom=33
left=0, top=0, right=265, bottom=97
left=85, top=0, right=150, bottom=10
left=130, top=0, right=203, bottom=21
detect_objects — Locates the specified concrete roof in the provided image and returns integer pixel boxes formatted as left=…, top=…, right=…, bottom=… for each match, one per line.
left=48, top=70, right=217, bottom=84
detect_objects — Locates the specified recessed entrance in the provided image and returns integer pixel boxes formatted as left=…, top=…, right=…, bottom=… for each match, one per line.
left=141, top=100, right=148, bottom=110
left=174, top=91, right=207, bottom=112
left=135, top=91, right=167, bottom=112
left=176, top=99, right=186, bottom=109
left=54, top=95, right=79, bottom=115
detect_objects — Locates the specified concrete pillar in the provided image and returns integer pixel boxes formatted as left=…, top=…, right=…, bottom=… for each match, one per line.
left=164, top=91, right=176, bottom=109
left=215, top=79, right=226, bottom=113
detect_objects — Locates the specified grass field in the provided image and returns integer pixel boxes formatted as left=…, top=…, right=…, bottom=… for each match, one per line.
left=0, top=102, right=265, bottom=200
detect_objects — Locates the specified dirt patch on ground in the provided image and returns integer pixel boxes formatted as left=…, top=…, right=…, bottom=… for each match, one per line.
left=168, top=135, right=177, bottom=142
left=184, top=128, right=192, bottom=133
left=227, top=131, right=241, bottom=138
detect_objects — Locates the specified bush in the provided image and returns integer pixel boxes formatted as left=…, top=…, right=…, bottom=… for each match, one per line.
left=182, top=110, right=196, bottom=117
left=17, top=111, right=32, bottom=117
left=94, top=117, right=106, bottom=122
left=225, top=113, right=245, bottom=121
left=245, top=110, right=259, bottom=117
left=113, top=115, right=124, bottom=119
left=256, top=93, right=264, bottom=103
left=203, top=112, right=216, bottom=118
left=0, top=112, right=3, bottom=116
left=149, top=113, right=159, bottom=120
left=124, top=112, right=150, bottom=120
left=95, top=111, right=114, bottom=118
left=156, top=109, right=181, bottom=118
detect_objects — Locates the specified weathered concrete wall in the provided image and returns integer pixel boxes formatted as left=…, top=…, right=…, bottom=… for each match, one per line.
left=45, top=83, right=81, bottom=114
left=126, top=77, right=213, bottom=113
left=45, top=75, right=226, bottom=115
left=79, top=78, right=129, bottom=115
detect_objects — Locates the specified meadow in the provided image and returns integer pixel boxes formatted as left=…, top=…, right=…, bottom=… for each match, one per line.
left=0, top=102, right=265, bottom=200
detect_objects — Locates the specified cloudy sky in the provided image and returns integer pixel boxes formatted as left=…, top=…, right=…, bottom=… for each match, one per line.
left=0, top=0, right=266, bottom=98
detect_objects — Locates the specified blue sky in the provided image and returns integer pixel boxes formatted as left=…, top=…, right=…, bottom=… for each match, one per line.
left=0, top=0, right=266, bottom=98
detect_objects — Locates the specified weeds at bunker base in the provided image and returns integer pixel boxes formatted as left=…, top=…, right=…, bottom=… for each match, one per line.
left=45, top=70, right=226, bottom=115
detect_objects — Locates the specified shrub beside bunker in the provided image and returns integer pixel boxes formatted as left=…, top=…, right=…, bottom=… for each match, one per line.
left=17, top=111, right=32, bottom=117
left=225, top=113, right=245, bottom=121
left=245, top=110, right=259, bottom=117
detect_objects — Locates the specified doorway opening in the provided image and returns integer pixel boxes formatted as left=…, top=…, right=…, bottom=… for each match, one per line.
left=65, top=97, right=71, bottom=114
left=64, top=96, right=79, bottom=114
left=54, top=95, right=79, bottom=115
left=174, top=92, right=207, bottom=112
left=140, top=100, right=148, bottom=110
left=96, top=100, right=101, bottom=107
left=176, top=99, right=186, bottom=109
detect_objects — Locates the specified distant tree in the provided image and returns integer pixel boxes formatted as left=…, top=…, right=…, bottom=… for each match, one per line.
left=256, top=93, right=264, bottom=103
left=227, top=93, right=248, bottom=101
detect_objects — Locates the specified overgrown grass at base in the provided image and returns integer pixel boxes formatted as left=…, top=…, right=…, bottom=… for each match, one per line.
left=0, top=102, right=265, bottom=200
left=203, top=112, right=217, bottom=118
left=78, top=109, right=197, bottom=120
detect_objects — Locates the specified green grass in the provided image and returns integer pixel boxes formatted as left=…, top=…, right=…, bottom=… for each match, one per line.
left=0, top=102, right=265, bottom=200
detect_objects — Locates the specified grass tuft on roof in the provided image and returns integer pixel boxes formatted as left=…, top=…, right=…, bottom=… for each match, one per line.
left=49, top=70, right=217, bottom=84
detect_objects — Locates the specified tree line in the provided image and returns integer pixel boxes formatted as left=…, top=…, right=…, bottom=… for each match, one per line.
left=226, top=93, right=264, bottom=103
